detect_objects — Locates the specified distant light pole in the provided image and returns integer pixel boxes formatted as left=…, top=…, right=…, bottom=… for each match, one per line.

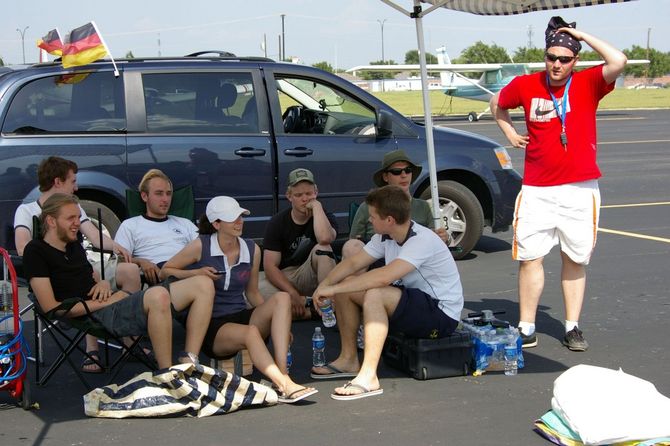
left=377, top=19, right=387, bottom=63
left=280, top=14, right=286, bottom=61
left=16, top=25, right=29, bottom=64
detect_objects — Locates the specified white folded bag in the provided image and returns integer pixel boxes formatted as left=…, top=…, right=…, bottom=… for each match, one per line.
left=551, top=364, right=670, bottom=445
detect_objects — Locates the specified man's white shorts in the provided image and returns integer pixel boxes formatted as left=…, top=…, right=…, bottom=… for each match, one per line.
left=512, top=180, right=600, bottom=265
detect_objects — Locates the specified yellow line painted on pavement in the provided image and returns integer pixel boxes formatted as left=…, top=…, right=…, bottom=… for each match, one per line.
left=598, top=227, right=670, bottom=244
left=599, top=139, right=670, bottom=145
left=602, top=201, right=670, bottom=209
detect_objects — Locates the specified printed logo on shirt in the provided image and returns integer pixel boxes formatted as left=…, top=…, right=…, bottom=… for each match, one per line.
left=530, top=97, right=571, bottom=123
left=173, top=228, right=183, bottom=235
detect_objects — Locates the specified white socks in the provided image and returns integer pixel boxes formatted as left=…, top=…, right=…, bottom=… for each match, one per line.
left=565, top=320, right=579, bottom=333
left=518, top=321, right=535, bottom=336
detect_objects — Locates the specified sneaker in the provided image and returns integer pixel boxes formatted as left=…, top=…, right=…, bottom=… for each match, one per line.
left=562, top=327, right=589, bottom=352
left=520, top=331, right=538, bottom=348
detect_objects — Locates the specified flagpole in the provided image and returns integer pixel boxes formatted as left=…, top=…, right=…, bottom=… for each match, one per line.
left=91, top=21, right=119, bottom=77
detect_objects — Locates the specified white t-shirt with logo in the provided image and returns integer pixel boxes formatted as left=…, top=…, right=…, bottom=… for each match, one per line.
left=363, top=221, right=463, bottom=321
left=14, top=201, right=90, bottom=233
left=114, top=215, right=198, bottom=264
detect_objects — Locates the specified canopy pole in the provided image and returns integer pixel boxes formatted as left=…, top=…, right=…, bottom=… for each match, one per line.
left=412, top=0, right=442, bottom=229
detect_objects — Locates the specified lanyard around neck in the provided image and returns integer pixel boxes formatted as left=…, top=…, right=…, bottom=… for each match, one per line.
left=546, top=73, right=572, bottom=129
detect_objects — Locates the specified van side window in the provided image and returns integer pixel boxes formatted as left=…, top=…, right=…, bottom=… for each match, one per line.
left=142, top=72, right=258, bottom=134
left=275, top=76, right=378, bottom=136
left=2, top=72, right=125, bottom=134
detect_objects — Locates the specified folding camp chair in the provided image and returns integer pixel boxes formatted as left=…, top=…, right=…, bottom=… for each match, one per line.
left=30, top=295, right=156, bottom=390
left=125, top=184, right=244, bottom=376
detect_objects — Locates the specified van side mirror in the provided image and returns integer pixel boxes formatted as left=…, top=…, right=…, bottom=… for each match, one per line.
left=376, top=110, right=393, bottom=138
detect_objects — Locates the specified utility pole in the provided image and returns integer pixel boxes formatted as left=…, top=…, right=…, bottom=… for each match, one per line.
left=157, top=33, right=161, bottom=57
left=16, top=26, right=29, bottom=64
left=527, top=25, right=534, bottom=49
left=377, top=19, right=387, bottom=63
left=645, top=27, right=651, bottom=81
left=280, top=14, right=286, bottom=61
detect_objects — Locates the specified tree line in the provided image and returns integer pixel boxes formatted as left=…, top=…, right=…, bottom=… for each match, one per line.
left=312, top=42, right=670, bottom=80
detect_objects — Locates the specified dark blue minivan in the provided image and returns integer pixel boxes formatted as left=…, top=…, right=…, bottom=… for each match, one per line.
left=0, top=53, right=521, bottom=258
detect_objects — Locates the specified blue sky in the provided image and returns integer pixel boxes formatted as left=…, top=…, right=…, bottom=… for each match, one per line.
left=2, top=0, right=667, bottom=68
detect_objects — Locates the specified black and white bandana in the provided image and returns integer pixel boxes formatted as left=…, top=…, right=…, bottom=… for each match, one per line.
left=545, top=16, right=582, bottom=54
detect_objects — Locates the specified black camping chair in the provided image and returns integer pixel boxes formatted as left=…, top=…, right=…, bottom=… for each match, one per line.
left=31, top=295, right=156, bottom=390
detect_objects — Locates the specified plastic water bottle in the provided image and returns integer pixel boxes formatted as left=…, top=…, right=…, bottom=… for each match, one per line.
left=312, top=327, right=326, bottom=367
left=286, top=344, right=293, bottom=373
left=504, top=342, right=518, bottom=376
left=320, top=299, right=337, bottom=328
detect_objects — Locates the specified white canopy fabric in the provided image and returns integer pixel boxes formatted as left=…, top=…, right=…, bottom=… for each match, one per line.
left=380, top=0, right=636, bottom=227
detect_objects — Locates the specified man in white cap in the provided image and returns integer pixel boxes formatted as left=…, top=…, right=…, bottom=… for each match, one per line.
left=260, top=168, right=338, bottom=320
left=490, top=16, right=627, bottom=352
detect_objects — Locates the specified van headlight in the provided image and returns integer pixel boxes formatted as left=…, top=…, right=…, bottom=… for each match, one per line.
left=494, top=147, right=514, bottom=170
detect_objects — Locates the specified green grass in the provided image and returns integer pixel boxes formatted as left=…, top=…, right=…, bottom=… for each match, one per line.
left=372, top=88, right=670, bottom=117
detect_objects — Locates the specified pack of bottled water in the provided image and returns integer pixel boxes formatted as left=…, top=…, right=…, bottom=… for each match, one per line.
left=461, top=322, right=524, bottom=376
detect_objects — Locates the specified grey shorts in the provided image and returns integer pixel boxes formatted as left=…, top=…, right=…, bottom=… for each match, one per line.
left=91, top=290, right=147, bottom=338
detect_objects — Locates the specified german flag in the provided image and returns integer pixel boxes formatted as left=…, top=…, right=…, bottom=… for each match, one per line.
left=62, top=22, right=108, bottom=68
left=37, top=29, right=63, bottom=56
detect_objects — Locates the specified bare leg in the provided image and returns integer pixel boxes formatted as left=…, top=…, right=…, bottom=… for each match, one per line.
left=213, top=323, right=314, bottom=399
left=311, top=289, right=363, bottom=376
left=518, top=257, right=545, bottom=324
left=249, top=292, right=292, bottom=372
left=168, top=276, right=214, bottom=356
left=560, top=251, right=586, bottom=322
left=115, top=262, right=141, bottom=292
left=333, top=287, right=401, bottom=396
left=341, top=239, right=367, bottom=275
left=143, top=286, right=173, bottom=369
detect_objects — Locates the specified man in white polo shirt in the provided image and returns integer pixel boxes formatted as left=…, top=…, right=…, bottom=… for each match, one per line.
left=114, top=169, right=198, bottom=285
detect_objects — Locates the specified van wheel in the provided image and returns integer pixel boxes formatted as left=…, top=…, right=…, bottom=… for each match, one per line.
left=421, top=181, right=483, bottom=260
left=79, top=200, right=121, bottom=240
left=467, top=112, right=478, bottom=122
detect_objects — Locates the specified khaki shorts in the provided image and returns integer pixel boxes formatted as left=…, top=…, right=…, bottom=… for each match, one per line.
left=90, top=254, right=119, bottom=290
left=512, top=180, right=601, bottom=265
left=259, top=251, right=321, bottom=299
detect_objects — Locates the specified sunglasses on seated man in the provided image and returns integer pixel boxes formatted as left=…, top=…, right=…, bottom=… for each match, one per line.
left=545, top=52, right=577, bottom=64
left=386, top=166, right=413, bottom=175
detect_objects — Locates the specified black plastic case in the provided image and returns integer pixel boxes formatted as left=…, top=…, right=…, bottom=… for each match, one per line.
left=383, top=330, right=473, bottom=380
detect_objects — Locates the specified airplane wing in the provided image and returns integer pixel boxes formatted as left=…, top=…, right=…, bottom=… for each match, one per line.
left=526, top=59, right=650, bottom=71
left=346, top=63, right=502, bottom=74
left=347, top=60, right=649, bottom=74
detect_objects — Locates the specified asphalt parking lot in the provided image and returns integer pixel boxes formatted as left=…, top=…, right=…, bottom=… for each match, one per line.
left=1, top=109, right=668, bottom=446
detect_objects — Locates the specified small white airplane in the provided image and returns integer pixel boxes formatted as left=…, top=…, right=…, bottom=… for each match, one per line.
left=347, top=48, right=650, bottom=122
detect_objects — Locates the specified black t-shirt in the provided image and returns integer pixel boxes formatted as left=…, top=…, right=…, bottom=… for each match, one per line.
left=23, top=239, right=95, bottom=301
left=262, top=207, right=338, bottom=269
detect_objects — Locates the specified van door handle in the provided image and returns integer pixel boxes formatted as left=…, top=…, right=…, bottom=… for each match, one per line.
left=234, top=147, right=266, bottom=158
left=284, top=147, right=313, bottom=157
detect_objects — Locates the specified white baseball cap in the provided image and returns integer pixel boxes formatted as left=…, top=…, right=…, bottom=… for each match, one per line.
left=206, top=196, right=250, bottom=223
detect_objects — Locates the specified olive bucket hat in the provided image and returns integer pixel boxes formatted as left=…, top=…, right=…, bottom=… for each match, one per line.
left=372, top=149, right=422, bottom=187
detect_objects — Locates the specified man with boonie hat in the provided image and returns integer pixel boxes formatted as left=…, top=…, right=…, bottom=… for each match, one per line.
left=490, top=16, right=628, bottom=352
left=260, top=168, right=338, bottom=320
left=344, top=149, right=448, bottom=262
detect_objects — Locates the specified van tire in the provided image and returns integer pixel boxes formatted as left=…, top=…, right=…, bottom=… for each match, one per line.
left=79, top=200, right=121, bottom=239
left=421, top=181, right=483, bottom=260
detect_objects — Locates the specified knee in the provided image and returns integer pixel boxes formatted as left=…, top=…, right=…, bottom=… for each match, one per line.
left=192, top=275, right=215, bottom=300
left=145, top=286, right=171, bottom=312
left=273, top=291, right=291, bottom=308
left=342, top=239, right=364, bottom=259
left=116, top=263, right=140, bottom=282
left=244, top=324, right=262, bottom=343
left=362, top=288, right=384, bottom=310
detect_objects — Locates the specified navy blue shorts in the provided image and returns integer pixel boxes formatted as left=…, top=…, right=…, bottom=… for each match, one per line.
left=389, top=287, right=458, bottom=339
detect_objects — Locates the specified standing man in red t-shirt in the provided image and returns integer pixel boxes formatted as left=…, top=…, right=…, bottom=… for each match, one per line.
left=490, top=17, right=627, bottom=352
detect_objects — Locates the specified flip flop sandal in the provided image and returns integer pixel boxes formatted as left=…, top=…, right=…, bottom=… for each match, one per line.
left=278, top=387, right=319, bottom=404
left=331, top=382, right=383, bottom=401
left=310, top=363, right=358, bottom=380
left=81, top=350, right=104, bottom=374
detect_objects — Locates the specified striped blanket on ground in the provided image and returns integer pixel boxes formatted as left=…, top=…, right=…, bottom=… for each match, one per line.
left=84, top=363, right=277, bottom=418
